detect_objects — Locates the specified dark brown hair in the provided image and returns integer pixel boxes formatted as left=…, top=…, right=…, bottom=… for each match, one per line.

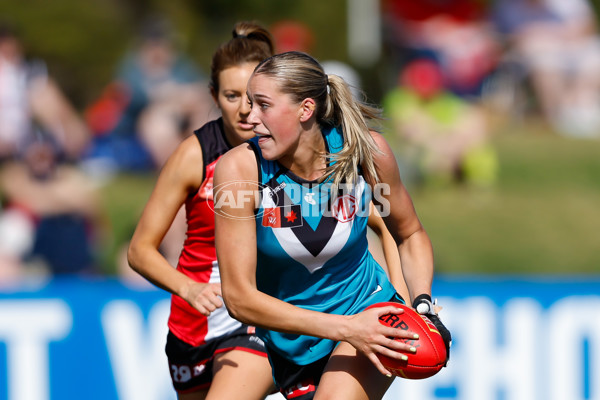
left=209, top=21, right=274, bottom=94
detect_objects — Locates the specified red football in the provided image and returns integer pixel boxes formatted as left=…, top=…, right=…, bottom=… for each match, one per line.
left=366, top=302, right=447, bottom=379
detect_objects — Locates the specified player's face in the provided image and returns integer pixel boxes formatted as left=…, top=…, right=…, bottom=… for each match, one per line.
left=215, top=62, right=257, bottom=146
left=247, top=73, right=303, bottom=161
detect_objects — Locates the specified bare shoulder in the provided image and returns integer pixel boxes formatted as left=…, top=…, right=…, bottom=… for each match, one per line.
left=213, top=143, right=259, bottom=215
left=170, top=134, right=203, bottom=166
left=369, top=130, right=397, bottom=169
left=156, top=134, right=204, bottom=190
left=370, top=130, right=392, bottom=151
left=214, top=142, right=258, bottom=182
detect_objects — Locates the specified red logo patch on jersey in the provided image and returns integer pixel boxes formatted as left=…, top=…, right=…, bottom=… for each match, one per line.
left=198, top=161, right=218, bottom=201
left=331, top=195, right=357, bottom=222
left=262, top=205, right=303, bottom=228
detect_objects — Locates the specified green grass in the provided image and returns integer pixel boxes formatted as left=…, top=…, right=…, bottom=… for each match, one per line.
left=98, top=172, right=157, bottom=274
left=412, top=122, right=600, bottom=275
left=99, top=121, right=600, bottom=275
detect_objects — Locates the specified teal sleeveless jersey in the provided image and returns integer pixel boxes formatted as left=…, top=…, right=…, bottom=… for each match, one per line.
left=249, top=126, right=399, bottom=365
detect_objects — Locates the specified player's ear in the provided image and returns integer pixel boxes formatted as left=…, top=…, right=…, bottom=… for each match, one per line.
left=210, top=86, right=219, bottom=108
left=299, top=98, right=316, bottom=122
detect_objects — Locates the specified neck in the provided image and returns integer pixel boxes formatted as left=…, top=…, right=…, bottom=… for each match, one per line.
left=223, top=127, right=247, bottom=148
left=281, top=126, right=327, bottom=181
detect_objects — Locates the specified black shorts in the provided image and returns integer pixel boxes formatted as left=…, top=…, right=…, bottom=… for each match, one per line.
left=268, top=347, right=330, bottom=400
left=165, top=325, right=267, bottom=393
left=270, top=292, right=405, bottom=400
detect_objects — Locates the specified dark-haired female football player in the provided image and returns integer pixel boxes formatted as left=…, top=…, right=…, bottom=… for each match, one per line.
left=128, top=21, right=276, bottom=399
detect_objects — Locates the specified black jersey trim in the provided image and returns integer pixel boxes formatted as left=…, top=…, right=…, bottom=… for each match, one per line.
left=247, top=140, right=263, bottom=186
left=193, top=118, right=229, bottom=185
left=248, top=140, right=263, bottom=216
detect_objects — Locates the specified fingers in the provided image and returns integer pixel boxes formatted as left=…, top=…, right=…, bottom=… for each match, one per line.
left=190, top=283, right=224, bottom=316
left=375, top=305, right=404, bottom=317
left=376, top=343, right=410, bottom=364
left=376, top=333, right=418, bottom=361
left=371, top=306, right=420, bottom=342
left=212, top=283, right=223, bottom=298
left=358, top=305, right=420, bottom=349
left=367, top=351, right=393, bottom=377
left=382, top=324, right=420, bottom=341
left=196, top=295, right=224, bottom=316
left=349, top=306, right=421, bottom=377
left=367, top=342, right=415, bottom=377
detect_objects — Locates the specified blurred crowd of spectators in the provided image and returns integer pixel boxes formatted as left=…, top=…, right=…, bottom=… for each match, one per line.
left=381, top=0, right=600, bottom=188
left=0, top=17, right=215, bottom=285
left=1, top=0, right=599, bottom=284
left=0, top=22, right=100, bottom=283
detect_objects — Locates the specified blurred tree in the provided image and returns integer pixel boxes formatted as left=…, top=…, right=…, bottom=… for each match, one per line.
left=0, top=0, right=356, bottom=110
left=0, top=0, right=133, bottom=107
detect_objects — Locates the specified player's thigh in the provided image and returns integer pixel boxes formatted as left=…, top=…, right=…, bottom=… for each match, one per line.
left=206, top=349, right=275, bottom=400
left=314, top=342, right=394, bottom=400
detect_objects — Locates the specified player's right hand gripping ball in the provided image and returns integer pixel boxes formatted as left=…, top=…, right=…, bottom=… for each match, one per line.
left=366, top=301, right=447, bottom=379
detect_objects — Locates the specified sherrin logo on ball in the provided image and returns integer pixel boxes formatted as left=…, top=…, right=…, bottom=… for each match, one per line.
left=366, top=302, right=447, bottom=379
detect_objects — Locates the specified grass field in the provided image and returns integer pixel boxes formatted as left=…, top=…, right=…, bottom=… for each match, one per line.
left=99, top=119, right=600, bottom=276
left=413, top=120, right=600, bottom=275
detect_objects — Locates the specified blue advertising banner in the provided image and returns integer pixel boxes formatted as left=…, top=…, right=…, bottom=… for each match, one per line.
left=385, top=276, right=600, bottom=400
left=0, top=276, right=598, bottom=400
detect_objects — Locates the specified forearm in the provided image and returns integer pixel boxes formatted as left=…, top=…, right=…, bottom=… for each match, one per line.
left=223, top=284, right=351, bottom=342
left=398, top=228, right=434, bottom=302
left=218, top=244, right=352, bottom=341
left=378, top=230, right=410, bottom=301
left=127, top=239, right=194, bottom=297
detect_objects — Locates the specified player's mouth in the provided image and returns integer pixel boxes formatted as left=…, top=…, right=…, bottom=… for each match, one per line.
left=238, top=121, right=254, bottom=130
left=255, top=132, right=272, bottom=144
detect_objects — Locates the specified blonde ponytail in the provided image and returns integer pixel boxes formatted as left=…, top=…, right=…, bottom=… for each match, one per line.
left=253, top=51, right=383, bottom=187
left=324, top=74, right=382, bottom=187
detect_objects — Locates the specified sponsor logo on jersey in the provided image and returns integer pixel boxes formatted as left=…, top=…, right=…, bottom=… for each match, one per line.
left=370, top=284, right=383, bottom=295
left=304, top=192, right=317, bottom=205
left=331, top=194, right=357, bottom=222
left=271, top=181, right=286, bottom=195
left=262, top=205, right=303, bottom=228
left=198, top=161, right=218, bottom=201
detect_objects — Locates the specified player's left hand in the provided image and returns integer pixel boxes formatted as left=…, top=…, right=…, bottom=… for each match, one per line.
left=413, top=294, right=452, bottom=366
left=184, top=282, right=224, bottom=317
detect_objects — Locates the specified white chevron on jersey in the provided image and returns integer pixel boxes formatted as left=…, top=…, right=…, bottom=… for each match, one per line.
left=271, top=214, right=354, bottom=273
left=270, top=178, right=366, bottom=273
